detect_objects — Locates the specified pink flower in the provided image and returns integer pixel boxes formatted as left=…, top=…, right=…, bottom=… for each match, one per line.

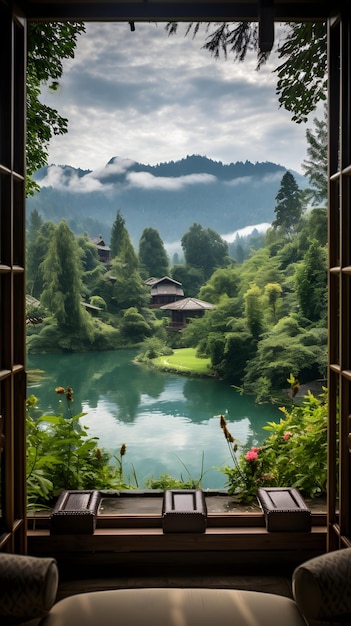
left=245, top=449, right=258, bottom=461
left=283, top=431, right=292, bottom=441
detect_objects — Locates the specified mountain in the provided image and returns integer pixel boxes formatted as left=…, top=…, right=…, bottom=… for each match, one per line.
left=27, top=155, right=308, bottom=246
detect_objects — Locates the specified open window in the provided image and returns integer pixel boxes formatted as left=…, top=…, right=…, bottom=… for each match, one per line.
left=0, top=0, right=348, bottom=560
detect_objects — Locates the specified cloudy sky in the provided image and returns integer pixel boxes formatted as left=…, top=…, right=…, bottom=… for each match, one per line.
left=40, top=21, right=317, bottom=176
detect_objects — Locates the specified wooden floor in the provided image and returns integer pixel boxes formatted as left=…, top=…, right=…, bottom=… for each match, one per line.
left=56, top=563, right=294, bottom=603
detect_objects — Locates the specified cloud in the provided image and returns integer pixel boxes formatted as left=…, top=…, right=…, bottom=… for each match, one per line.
left=38, top=161, right=217, bottom=193
left=38, top=22, right=318, bottom=174
left=126, top=171, right=216, bottom=191
left=222, top=223, right=271, bottom=243
left=38, top=165, right=112, bottom=193
left=224, top=171, right=284, bottom=187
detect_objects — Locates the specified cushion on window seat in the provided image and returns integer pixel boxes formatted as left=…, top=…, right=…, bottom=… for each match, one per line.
left=38, top=587, right=307, bottom=626
left=0, top=553, right=58, bottom=625
left=292, top=548, right=351, bottom=623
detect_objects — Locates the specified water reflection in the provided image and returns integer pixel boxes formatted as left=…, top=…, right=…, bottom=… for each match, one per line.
left=27, top=350, right=281, bottom=489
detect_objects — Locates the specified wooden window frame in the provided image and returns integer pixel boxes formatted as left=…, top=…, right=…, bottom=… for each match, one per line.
left=0, top=0, right=27, bottom=554
left=0, top=1, right=348, bottom=559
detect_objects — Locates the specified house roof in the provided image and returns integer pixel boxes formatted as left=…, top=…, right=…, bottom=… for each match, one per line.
left=144, top=277, right=159, bottom=286
left=160, top=297, right=216, bottom=311
left=89, top=235, right=105, bottom=245
left=89, top=236, right=110, bottom=251
left=146, top=276, right=184, bottom=296
left=146, top=276, right=182, bottom=287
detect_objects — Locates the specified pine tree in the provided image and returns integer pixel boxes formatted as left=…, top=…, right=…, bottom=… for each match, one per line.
left=106, top=211, right=146, bottom=312
left=110, top=210, right=127, bottom=259
left=301, top=104, right=328, bottom=206
left=272, top=171, right=303, bottom=235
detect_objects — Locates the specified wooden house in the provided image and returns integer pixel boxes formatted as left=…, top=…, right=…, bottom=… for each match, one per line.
left=146, top=276, right=184, bottom=308
left=89, top=235, right=111, bottom=265
left=160, top=297, right=216, bottom=330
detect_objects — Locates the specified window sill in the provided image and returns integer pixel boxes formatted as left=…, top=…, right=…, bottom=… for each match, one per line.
left=27, top=490, right=327, bottom=571
left=27, top=489, right=327, bottom=529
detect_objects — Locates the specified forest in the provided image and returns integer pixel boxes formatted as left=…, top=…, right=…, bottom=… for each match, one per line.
left=26, top=161, right=328, bottom=404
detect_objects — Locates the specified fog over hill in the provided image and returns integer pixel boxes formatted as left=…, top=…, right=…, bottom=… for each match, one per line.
left=27, top=154, right=308, bottom=247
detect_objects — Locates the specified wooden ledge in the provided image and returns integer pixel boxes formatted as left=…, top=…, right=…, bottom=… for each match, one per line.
left=28, top=524, right=327, bottom=570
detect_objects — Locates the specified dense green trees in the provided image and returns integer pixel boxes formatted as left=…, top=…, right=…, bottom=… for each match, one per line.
left=181, top=223, right=230, bottom=280
left=105, top=212, right=149, bottom=313
left=41, top=220, right=92, bottom=335
left=26, top=215, right=153, bottom=352
left=25, top=201, right=328, bottom=400
left=176, top=179, right=328, bottom=401
left=198, top=267, right=241, bottom=304
left=26, top=107, right=328, bottom=396
left=243, top=318, right=327, bottom=401
left=171, top=264, right=205, bottom=298
left=139, top=227, right=169, bottom=278
left=26, top=220, right=58, bottom=298
left=26, top=184, right=327, bottom=399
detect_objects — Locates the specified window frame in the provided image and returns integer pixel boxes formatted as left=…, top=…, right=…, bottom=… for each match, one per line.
left=0, top=0, right=348, bottom=557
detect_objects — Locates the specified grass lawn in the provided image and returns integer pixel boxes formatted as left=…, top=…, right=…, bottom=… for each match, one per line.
left=152, top=347, right=213, bottom=376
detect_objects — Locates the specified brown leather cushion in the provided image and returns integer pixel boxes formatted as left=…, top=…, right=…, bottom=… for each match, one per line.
left=39, top=587, right=307, bottom=626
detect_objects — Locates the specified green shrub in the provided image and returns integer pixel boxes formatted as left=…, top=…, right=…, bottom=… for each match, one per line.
left=136, top=337, right=173, bottom=361
left=145, top=474, right=202, bottom=490
left=220, top=380, right=328, bottom=502
left=26, top=387, right=133, bottom=510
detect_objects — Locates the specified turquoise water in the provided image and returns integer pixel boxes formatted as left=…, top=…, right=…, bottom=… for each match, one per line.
left=26, top=350, right=281, bottom=489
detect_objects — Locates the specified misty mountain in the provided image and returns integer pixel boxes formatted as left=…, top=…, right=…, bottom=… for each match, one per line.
left=27, top=154, right=308, bottom=246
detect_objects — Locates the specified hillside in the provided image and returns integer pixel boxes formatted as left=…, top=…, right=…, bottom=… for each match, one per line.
left=27, top=154, right=308, bottom=246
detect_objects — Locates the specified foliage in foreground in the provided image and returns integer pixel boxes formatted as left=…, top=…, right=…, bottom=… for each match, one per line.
left=26, top=387, right=134, bottom=509
left=220, top=378, right=328, bottom=503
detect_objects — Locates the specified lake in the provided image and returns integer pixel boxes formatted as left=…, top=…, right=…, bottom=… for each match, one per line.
left=26, top=349, right=282, bottom=490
